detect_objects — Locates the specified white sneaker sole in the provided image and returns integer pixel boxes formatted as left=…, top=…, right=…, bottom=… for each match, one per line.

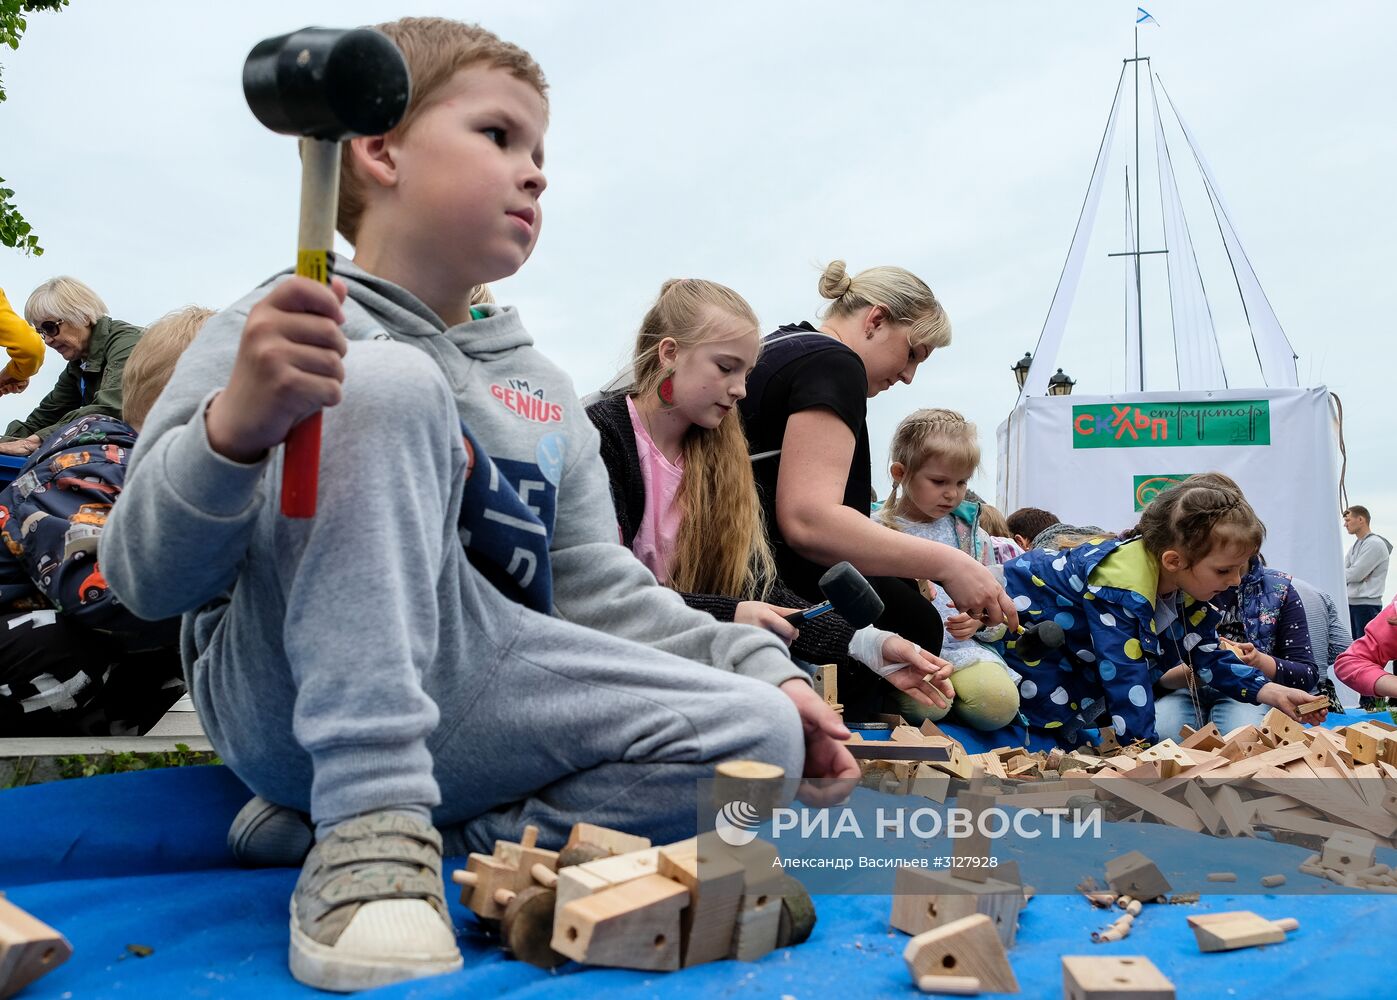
left=288, top=898, right=464, bottom=992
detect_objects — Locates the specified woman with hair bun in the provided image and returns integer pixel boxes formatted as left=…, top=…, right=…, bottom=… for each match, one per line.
left=738, top=260, right=1017, bottom=720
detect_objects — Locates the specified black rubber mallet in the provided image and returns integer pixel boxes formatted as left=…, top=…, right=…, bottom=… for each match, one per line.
left=242, top=27, right=411, bottom=517
left=783, top=561, right=885, bottom=630
left=1012, top=620, right=1066, bottom=661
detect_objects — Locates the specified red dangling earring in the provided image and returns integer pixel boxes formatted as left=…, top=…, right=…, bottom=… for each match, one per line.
left=656, top=370, right=676, bottom=408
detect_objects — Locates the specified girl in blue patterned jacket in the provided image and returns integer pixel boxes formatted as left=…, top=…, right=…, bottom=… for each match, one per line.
left=1000, top=473, right=1326, bottom=746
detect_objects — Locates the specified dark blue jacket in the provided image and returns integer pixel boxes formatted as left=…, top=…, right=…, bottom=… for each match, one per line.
left=0, top=414, right=168, bottom=638
left=1000, top=536, right=1268, bottom=745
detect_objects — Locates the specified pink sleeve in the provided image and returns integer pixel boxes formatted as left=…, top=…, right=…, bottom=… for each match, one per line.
left=1334, top=599, right=1397, bottom=695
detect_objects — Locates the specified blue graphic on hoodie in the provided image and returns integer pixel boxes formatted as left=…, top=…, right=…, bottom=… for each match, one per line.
left=457, top=421, right=554, bottom=613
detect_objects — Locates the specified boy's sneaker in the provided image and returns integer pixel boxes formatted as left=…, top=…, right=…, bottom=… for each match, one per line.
left=228, top=796, right=315, bottom=867
left=289, top=811, right=463, bottom=992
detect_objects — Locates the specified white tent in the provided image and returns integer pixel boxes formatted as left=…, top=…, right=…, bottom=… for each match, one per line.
left=996, top=55, right=1352, bottom=698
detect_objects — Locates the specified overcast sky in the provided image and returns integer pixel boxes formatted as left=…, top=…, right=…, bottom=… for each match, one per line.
left=3, top=1, right=1395, bottom=596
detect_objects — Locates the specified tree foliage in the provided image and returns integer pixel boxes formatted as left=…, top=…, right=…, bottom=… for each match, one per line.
left=1, top=0, right=69, bottom=255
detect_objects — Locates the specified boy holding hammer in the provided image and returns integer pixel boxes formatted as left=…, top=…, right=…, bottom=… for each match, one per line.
left=102, top=17, right=855, bottom=992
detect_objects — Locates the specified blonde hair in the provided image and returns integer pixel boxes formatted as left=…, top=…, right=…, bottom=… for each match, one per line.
left=879, top=408, right=980, bottom=527
left=122, top=306, right=215, bottom=430
left=977, top=502, right=1012, bottom=539
left=338, top=18, right=549, bottom=244
left=24, top=276, right=108, bottom=328
left=631, top=279, right=777, bottom=599
left=818, top=260, right=952, bottom=350
left=470, top=284, right=496, bottom=307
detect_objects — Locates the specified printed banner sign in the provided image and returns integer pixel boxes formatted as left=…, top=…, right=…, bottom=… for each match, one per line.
left=1132, top=474, right=1194, bottom=511
left=1072, top=400, right=1270, bottom=449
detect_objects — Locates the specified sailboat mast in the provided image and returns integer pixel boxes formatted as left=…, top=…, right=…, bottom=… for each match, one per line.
left=1132, top=24, right=1146, bottom=388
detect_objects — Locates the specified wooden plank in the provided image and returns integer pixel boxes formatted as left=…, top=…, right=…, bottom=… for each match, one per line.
left=846, top=741, right=952, bottom=763
left=1091, top=775, right=1203, bottom=832
left=1184, top=780, right=1225, bottom=835
left=1152, top=754, right=1233, bottom=795
left=1198, top=742, right=1309, bottom=785
left=1210, top=785, right=1255, bottom=837
left=1250, top=765, right=1397, bottom=839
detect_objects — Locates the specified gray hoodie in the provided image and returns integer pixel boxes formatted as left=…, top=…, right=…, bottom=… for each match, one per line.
left=100, top=262, right=806, bottom=690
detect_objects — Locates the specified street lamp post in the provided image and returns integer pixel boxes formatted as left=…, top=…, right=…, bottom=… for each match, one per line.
left=1011, top=352, right=1033, bottom=390
left=1047, top=368, right=1077, bottom=396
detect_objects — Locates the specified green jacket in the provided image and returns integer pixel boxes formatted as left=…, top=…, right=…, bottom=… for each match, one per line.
left=3, top=316, right=144, bottom=443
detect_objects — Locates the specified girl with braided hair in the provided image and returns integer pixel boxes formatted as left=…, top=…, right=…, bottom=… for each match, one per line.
left=878, top=408, right=1023, bottom=729
left=1001, top=473, right=1326, bottom=746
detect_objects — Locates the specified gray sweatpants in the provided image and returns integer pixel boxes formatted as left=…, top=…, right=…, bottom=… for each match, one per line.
left=187, top=343, right=804, bottom=852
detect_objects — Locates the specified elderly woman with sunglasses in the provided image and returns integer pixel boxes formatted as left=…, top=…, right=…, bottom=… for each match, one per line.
left=0, top=277, right=144, bottom=456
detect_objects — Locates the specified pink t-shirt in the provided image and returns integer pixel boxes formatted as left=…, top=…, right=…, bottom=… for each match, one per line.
left=626, top=396, right=684, bottom=584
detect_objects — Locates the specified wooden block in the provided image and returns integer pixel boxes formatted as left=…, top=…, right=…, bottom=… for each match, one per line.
left=1321, top=831, right=1377, bottom=871
left=889, top=868, right=1024, bottom=947
left=953, top=792, right=997, bottom=884
left=556, top=848, right=662, bottom=911
left=552, top=874, right=689, bottom=970
left=1062, top=955, right=1175, bottom=999
left=1104, top=851, right=1171, bottom=900
left=657, top=837, right=743, bottom=968
left=730, top=885, right=782, bottom=961
left=1187, top=911, right=1297, bottom=953
left=1258, top=709, right=1306, bottom=746
left=1346, top=722, right=1389, bottom=764
left=0, top=898, right=72, bottom=1000
left=1091, top=776, right=1203, bottom=833
left=970, top=752, right=1009, bottom=781
left=458, top=853, right=533, bottom=919
left=1296, top=696, right=1330, bottom=716
left=1180, top=723, right=1225, bottom=752
left=1136, top=740, right=1190, bottom=779
left=565, top=822, right=651, bottom=856
left=910, top=763, right=952, bottom=803
left=903, top=914, right=1018, bottom=994
left=813, top=663, right=840, bottom=710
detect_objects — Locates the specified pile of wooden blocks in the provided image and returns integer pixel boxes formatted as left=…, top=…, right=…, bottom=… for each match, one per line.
left=452, top=770, right=815, bottom=972
left=850, top=709, right=1397, bottom=893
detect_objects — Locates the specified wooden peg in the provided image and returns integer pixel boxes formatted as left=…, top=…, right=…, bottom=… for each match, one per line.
left=915, top=974, right=983, bottom=994
left=531, top=862, right=559, bottom=887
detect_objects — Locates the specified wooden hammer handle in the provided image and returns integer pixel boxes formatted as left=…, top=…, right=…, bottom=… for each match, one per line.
left=281, top=136, right=341, bottom=518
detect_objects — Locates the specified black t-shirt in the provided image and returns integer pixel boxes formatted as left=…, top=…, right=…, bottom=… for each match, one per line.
left=739, top=322, right=871, bottom=601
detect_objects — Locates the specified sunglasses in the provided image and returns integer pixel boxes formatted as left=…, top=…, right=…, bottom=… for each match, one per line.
left=36, top=319, right=64, bottom=340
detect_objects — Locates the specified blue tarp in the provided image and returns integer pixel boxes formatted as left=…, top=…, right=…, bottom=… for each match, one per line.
left=2, top=718, right=1393, bottom=999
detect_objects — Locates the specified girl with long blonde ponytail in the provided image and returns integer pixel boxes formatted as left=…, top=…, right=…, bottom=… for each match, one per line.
left=586, top=279, right=955, bottom=716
